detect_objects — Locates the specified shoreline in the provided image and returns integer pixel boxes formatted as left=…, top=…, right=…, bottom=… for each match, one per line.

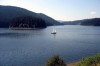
left=9, top=28, right=39, bottom=30
left=67, top=61, right=81, bottom=66
left=67, top=59, right=82, bottom=66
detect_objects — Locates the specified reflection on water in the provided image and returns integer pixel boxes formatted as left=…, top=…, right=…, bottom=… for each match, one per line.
left=52, top=34, right=57, bottom=40
left=0, top=28, right=45, bottom=38
left=0, top=32, right=30, bottom=38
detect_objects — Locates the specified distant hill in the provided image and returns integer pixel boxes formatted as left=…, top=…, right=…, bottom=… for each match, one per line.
left=0, top=5, right=62, bottom=28
left=62, top=21, right=80, bottom=25
left=80, top=18, right=100, bottom=26
left=62, top=18, right=100, bottom=26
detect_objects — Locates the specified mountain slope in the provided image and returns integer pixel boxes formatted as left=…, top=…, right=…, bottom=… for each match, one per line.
left=38, top=13, right=63, bottom=26
left=80, top=18, right=100, bottom=26
left=0, top=5, right=62, bottom=28
left=62, top=21, right=80, bottom=25
left=62, top=18, right=100, bottom=26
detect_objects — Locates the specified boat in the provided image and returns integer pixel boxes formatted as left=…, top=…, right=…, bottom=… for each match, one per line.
left=51, top=28, right=57, bottom=34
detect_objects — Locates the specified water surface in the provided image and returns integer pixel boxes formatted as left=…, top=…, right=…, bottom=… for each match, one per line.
left=0, top=25, right=100, bottom=66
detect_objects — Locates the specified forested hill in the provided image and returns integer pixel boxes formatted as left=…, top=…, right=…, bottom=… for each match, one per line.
left=0, top=5, right=62, bottom=28
left=80, top=18, right=100, bottom=26
left=62, top=18, right=100, bottom=26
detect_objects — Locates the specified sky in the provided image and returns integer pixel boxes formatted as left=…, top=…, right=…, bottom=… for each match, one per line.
left=0, top=0, right=100, bottom=21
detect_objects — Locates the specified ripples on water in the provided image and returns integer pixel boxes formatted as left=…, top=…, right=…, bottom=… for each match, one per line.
left=0, top=26, right=100, bottom=66
left=0, top=32, right=29, bottom=38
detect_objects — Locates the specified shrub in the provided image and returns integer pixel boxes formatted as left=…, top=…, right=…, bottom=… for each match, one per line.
left=46, top=55, right=66, bottom=66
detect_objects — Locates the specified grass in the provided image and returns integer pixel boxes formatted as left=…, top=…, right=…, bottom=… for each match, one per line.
left=75, top=53, right=100, bottom=66
left=46, top=54, right=100, bottom=66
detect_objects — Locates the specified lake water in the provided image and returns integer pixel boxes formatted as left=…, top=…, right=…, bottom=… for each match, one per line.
left=0, top=25, right=100, bottom=66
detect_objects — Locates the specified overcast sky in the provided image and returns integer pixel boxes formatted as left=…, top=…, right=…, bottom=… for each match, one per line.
left=0, top=0, right=100, bottom=21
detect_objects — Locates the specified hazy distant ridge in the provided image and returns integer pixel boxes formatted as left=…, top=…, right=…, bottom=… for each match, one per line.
left=62, top=18, right=100, bottom=26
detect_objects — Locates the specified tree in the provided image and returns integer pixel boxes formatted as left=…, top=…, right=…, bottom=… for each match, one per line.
left=46, top=55, right=66, bottom=66
left=10, top=16, right=47, bottom=28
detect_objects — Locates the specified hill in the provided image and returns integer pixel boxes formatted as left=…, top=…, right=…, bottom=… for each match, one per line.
left=80, top=18, right=100, bottom=26
left=0, top=5, right=62, bottom=28
left=62, top=21, right=80, bottom=25
left=38, top=13, right=63, bottom=26
left=62, top=18, right=100, bottom=26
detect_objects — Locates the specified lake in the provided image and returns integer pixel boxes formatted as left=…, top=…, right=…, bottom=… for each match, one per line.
left=0, top=25, right=100, bottom=66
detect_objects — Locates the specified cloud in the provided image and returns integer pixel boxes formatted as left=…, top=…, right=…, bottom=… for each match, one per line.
left=90, top=11, right=96, bottom=15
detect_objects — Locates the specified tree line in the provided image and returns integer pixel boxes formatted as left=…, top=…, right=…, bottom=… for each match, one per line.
left=10, top=16, right=47, bottom=28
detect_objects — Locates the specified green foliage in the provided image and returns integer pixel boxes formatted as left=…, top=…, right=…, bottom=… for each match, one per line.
left=76, top=53, right=100, bottom=66
left=46, top=55, right=66, bottom=66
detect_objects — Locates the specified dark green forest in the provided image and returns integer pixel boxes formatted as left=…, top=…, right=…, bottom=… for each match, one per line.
left=10, top=16, right=47, bottom=28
